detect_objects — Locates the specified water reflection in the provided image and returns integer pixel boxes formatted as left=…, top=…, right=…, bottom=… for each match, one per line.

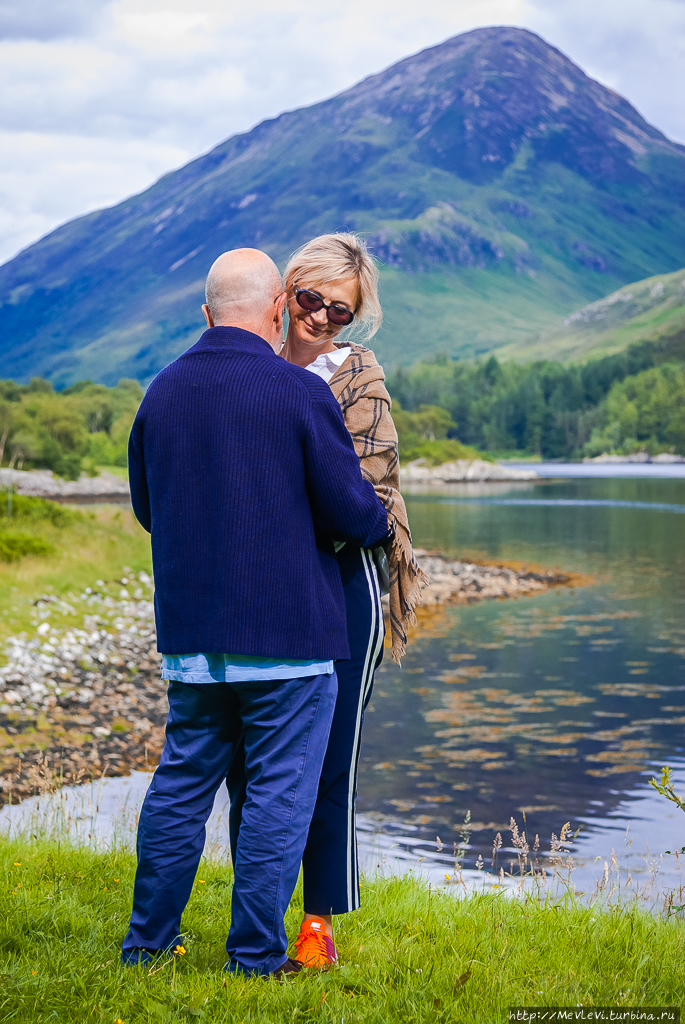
left=358, top=478, right=685, bottom=887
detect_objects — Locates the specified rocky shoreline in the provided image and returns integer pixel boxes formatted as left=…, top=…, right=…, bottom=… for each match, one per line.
left=583, top=453, right=684, bottom=464
left=0, top=575, right=167, bottom=805
left=400, top=459, right=538, bottom=482
left=0, top=468, right=130, bottom=501
left=414, top=550, right=578, bottom=605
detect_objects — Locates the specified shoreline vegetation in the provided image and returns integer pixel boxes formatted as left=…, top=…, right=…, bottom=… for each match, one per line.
left=2, top=839, right=684, bottom=1021
left=0, top=495, right=588, bottom=807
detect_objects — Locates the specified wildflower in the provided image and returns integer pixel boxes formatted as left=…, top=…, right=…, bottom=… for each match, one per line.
left=32, top=971, right=37, bottom=975
left=13, top=863, right=21, bottom=867
left=198, top=880, right=205, bottom=884
left=113, top=879, right=119, bottom=883
left=444, top=874, right=450, bottom=880
left=174, top=945, right=186, bottom=956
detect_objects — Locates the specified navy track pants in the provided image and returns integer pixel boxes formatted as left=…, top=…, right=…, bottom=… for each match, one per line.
left=301, top=545, right=384, bottom=915
left=121, top=672, right=337, bottom=976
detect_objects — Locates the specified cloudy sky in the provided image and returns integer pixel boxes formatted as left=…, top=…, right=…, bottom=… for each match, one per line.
left=1, top=0, right=684, bottom=265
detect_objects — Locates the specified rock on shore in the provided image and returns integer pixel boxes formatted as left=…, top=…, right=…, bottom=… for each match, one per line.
left=400, top=459, right=538, bottom=482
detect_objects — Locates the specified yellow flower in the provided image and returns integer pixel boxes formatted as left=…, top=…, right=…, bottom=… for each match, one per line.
left=174, top=945, right=186, bottom=956
left=113, top=878, right=119, bottom=883
left=115, top=1018, right=125, bottom=1023
left=32, top=971, right=37, bottom=975
left=198, top=880, right=205, bottom=884
left=13, top=863, right=21, bottom=867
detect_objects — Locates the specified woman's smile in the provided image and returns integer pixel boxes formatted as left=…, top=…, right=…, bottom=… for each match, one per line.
left=283, top=276, right=359, bottom=365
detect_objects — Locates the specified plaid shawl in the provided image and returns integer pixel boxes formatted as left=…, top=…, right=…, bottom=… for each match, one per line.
left=329, top=344, right=427, bottom=663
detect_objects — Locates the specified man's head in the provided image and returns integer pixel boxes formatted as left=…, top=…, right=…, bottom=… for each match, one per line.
left=202, top=248, right=286, bottom=351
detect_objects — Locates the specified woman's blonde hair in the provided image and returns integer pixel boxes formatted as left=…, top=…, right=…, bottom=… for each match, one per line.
left=283, top=232, right=382, bottom=341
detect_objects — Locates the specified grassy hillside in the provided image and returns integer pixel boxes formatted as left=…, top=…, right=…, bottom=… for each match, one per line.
left=495, top=266, right=685, bottom=363
left=1, top=27, right=684, bottom=384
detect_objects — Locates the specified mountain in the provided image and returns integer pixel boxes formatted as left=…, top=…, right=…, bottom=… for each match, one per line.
left=1, top=26, right=685, bottom=385
left=494, top=266, right=685, bottom=362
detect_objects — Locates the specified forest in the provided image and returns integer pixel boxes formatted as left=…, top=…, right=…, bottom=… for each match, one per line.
left=0, top=377, right=142, bottom=479
left=386, top=335, right=685, bottom=461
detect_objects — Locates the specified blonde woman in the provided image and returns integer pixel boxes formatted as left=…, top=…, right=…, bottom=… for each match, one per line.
left=280, top=232, right=426, bottom=967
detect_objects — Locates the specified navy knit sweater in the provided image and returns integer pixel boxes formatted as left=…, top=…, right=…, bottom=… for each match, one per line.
left=128, top=327, right=389, bottom=659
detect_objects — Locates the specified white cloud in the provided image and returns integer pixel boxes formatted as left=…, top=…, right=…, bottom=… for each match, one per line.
left=0, top=0, right=683, bottom=264
left=0, top=130, right=185, bottom=260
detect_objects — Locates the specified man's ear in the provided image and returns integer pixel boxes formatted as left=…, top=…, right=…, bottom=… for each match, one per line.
left=274, top=291, right=287, bottom=330
left=202, top=303, right=214, bottom=328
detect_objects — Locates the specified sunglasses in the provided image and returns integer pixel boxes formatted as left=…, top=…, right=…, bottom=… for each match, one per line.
left=295, top=287, right=355, bottom=327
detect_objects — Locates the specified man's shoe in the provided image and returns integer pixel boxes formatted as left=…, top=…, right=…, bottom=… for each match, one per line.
left=271, top=957, right=305, bottom=979
left=293, top=919, right=338, bottom=969
left=223, top=956, right=304, bottom=979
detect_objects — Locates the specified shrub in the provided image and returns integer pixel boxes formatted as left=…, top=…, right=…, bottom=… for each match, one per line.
left=0, top=531, right=54, bottom=562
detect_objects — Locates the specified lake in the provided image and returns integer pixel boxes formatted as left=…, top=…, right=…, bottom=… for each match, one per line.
left=358, top=475, right=685, bottom=893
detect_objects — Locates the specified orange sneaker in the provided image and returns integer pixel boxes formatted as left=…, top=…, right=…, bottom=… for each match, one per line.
left=293, top=918, right=338, bottom=969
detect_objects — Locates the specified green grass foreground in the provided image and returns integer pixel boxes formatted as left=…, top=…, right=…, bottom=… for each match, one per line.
left=1, top=840, right=684, bottom=1022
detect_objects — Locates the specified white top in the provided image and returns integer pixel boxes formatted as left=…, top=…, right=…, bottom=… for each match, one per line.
left=305, top=346, right=351, bottom=383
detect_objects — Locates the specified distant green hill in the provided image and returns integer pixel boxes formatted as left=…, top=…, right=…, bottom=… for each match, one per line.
left=1, top=26, right=685, bottom=385
left=494, top=266, right=685, bottom=363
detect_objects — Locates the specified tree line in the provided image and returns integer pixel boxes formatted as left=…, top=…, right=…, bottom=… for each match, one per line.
left=386, top=334, right=685, bottom=460
left=0, top=377, right=142, bottom=479
left=1, top=333, right=683, bottom=479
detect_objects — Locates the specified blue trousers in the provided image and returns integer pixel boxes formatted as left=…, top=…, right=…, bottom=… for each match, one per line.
left=121, top=672, right=337, bottom=975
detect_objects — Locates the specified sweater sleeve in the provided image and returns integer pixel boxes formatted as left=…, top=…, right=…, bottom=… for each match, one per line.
left=127, top=412, right=151, bottom=534
left=304, top=387, right=389, bottom=547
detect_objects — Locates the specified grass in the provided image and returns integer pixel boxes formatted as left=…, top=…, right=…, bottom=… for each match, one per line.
left=0, top=497, right=151, bottom=642
left=496, top=266, right=685, bottom=364
left=0, top=838, right=683, bottom=1022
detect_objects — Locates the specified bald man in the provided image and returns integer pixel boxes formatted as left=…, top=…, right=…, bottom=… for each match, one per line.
left=122, top=249, right=388, bottom=978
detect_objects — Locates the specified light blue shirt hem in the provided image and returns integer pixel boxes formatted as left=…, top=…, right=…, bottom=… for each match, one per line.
left=161, top=652, right=334, bottom=684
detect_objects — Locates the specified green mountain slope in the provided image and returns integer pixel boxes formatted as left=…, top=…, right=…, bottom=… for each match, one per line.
left=494, top=266, right=685, bottom=362
left=1, top=26, right=685, bottom=384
